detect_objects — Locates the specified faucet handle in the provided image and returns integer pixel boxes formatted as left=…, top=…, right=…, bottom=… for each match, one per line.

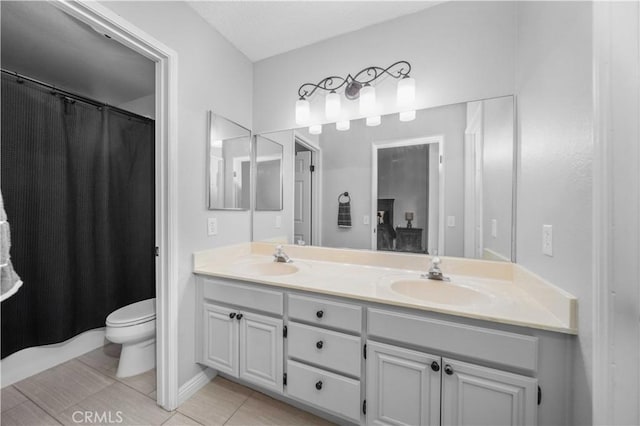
left=431, top=255, right=441, bottom=267
left=275, top=245, right=283, bottom=254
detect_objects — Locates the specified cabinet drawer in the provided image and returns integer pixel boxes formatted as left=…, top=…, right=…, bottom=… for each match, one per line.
left=201, top=277, right=283, bottom=315
left=288, top=322, right=361, bottom=377
left=288, top=294, right=361, bottom=333
left=286, top=360, right=361, bottom=422
left=368, top=308, right=538, bottom=373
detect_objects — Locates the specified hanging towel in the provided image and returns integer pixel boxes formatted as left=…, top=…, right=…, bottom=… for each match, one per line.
left=1, top=191, right=22, bottom=302
left=338, top=192, right=352, bottom=228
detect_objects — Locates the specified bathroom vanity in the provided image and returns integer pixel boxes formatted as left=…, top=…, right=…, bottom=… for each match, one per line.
left=194, top=243, right=576, bottom=426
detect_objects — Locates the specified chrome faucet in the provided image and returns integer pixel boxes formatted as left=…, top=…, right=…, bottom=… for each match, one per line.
left=422, top=254, right=449, bottom=281
left=273, top=245, right=292, bottom=263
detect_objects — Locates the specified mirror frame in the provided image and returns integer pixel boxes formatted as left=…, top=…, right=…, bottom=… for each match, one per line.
left=254, top=134, right=284, bottom=212
left=206, top=110, right=252, bottom=211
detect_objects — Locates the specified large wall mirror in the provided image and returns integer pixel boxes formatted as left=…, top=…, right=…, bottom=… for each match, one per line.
left=207, top=111, right=252, bottom=210
left=255, top=135, right=284, bottom=211
left=252, top=96, right=516, bottom=262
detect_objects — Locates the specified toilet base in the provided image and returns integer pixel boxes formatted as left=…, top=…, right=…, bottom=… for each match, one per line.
left=116, top=338, right=156, bottom=378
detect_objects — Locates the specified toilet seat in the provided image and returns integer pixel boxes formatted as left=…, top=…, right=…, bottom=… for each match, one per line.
left=106, top=298, right=156, bottom=328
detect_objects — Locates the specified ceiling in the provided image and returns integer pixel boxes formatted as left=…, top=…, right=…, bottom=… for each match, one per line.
left=188, top=1, right=441, bottom=62
left=1, top=1, right=155, bottom=106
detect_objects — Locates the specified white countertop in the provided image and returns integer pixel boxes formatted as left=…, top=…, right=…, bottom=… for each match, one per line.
left=193, top=243, right=577, bottom=335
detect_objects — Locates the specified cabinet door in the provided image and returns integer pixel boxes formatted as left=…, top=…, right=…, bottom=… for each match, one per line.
left=366, top=341, right=441, bottom=426
left=441, top=358, right=537, bottom=426
left=239, top=311, right=283, bottom=393
left=202, top=303, right=239, bottom=376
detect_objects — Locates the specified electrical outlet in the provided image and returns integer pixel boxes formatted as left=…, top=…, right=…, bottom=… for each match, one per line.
left=275, top=215, right=282, bottom=229
left=447, top=216, right=456, bottom=227
left=491, top=219, right=498, bottom=238
left=542, top=225, right=553, bottom=256
left=363, top=215, right=370, bottom=225
left=207, top=217, right=217, bottom=236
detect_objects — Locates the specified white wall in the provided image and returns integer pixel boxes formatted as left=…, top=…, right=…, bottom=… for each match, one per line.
left=253, top=1, right=516, bottom=133
left=118, top=94, right=155, bottom=119
left=515, top=2, right=593, bottom=425
left=100, top=1, right=253, bottom=388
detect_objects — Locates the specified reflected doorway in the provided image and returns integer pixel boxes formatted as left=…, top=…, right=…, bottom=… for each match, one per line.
left=294, top=138, right=317, bottom=245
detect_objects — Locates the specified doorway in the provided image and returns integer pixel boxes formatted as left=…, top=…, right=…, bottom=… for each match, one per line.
left=293, top=136, right=320, bottom=246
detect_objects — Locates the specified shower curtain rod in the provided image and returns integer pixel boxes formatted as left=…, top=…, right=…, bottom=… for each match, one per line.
left=1, top=69, right=153, bottom=122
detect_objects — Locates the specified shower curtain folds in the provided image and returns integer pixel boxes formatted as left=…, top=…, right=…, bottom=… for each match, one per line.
left=1, top=73, right=155, bottom=358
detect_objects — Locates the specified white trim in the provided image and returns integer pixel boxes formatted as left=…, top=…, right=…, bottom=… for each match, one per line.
left=592, top=2, right=613, bottom=424
left=371, top=136, right=444, bottom=254
left=52, top=1, right=180, bottom=411
left=178, top=368, right=217, bottom=405
left=1, top=328, right=106, bottom=387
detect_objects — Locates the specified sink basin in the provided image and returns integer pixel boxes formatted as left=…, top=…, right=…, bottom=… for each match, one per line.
left=389, top=279, right=494, bottom=306
left=231, top=261, right=299, bottom=277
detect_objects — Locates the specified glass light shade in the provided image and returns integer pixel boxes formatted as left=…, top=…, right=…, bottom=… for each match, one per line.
left=309, top=124, right=322, bottom=135
left=366, top=115, right=381, bottom=127
left=397, top=77, right=416, bottom=108
left=399, top=110, right=416, bottom=122
left=295, top=99, right=310, bottom=125
left=359, top=85, right=376, bottom=115
left=336, top=120, right=350, bottom=131
left=325, top=92, right=341, bottom=121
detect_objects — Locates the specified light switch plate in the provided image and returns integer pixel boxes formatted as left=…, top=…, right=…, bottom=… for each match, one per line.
left=491, top=219, right=498, bottom=238
left=447, top=216, right=455, bottom=227
left=542, top=224, right=553, bottom=256
left=363, top=215, right=370, bottom=225
left=207, top=217, right=217, bottom=236
left=275, top=215, right=282, bottom=229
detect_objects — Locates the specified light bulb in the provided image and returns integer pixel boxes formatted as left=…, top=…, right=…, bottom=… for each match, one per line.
left=366, top=116, right=381, bottom=127
left=325, top=92, right=341, bottom=121
left=336, top=120, right=350, bottom=131
left=399, top=110, right=416, bottom=122
left=309, top=124, right=322, bottom=135
left=295, top=98, right=310, bottom=125
left=397, top=77, right=415, bottom=108
left=359, top=85, right=376, bottom=116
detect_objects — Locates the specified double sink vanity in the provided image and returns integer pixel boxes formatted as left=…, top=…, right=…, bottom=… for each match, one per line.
left=193, top=242, right=576, bottom=426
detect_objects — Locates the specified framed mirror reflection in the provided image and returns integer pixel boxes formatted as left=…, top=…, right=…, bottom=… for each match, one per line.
left=255, top=135, right=284, bottom=211
left=253, top=95, right=515, bottom=262
left=207, top=111, right=252, bottom=210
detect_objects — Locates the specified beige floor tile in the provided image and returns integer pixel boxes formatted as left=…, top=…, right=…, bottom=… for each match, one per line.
left=77, top=344, right=122, bottom=377
left=162, top=412, right=203, bottom=425
left=1, top=400, right=61, bottom=426
left=225, top=391, right=334, bottom=426
left=14, top=359, right=114, bottom=415
left=177, top=377, right=252, bottom=426
left=1, top=386, right=28, bottom=412
left=118, top=368, right=156, bottom=395
left=55, top=382, right=172, bottom=426
left=149, top=389, right=158, bottom=400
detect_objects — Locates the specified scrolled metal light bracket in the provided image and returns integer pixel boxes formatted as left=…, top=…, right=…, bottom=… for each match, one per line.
left=297, top=60, right=412, bottom=100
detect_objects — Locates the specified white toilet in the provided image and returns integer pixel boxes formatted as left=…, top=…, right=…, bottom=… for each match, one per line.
left=105, top=298, right=156, bottom=378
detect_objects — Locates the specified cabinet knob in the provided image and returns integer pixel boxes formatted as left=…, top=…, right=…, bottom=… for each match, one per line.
left=444, top=364, right=454, bottom=375
left=316, top=341, right=324, bottom=349
left=431, top=361, right=440, bottom=372
left=316, top=310, right=324, bottom=319
left=236, top=313, right=243, bottom=320
left=229, top=312, right=236, bottom=319
left=315, top=380, right=323, bottom=390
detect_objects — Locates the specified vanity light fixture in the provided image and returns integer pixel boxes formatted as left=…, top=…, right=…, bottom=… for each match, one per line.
left=309, top=124, right=322, bottom=135
left=295, top=60, right=413, bottom=125
left=366, top=116, right=381, bottom=127
left=399, top=110, right=416, bottom=122
left=336, top=120, right=350, bottom=131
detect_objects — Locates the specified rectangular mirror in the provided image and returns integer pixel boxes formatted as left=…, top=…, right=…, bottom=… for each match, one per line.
left=255, top=135, right=283, bottom=211
left=207, top=111, right=251, bottom=210
left=252, top=95, right=515, bottom=262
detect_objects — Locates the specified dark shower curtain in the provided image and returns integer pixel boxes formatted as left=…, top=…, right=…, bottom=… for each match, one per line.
left=1, top=74, right=155, bottom=358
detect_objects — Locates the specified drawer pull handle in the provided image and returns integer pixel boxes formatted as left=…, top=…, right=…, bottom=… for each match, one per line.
left=444, top=364, right=454, bottom=375
left=316, top=310, right=324, bottom=319
left=315, top=380, right=323, bottom=390
left=229, top=312, right=236, bottom=319
left=236, top=313, right=243, bottom=320
left=316, top=340, right=324, bottom=349
left=431, top=361, right=440, bottom=372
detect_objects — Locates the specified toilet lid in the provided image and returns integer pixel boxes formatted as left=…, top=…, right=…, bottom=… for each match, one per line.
left=106, top=298, right=156, bottom=327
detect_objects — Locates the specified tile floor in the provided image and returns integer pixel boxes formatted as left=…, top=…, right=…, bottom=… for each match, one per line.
left=1, top=344, right=333, bottom=426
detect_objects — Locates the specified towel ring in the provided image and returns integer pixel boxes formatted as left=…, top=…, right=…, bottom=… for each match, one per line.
left=338, top=192, right=351, bottom=203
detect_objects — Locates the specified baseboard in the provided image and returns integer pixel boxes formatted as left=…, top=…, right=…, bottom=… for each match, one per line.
left=178, top=367, right=217, bottom=405
left=1, top=328, right=107, bottom=387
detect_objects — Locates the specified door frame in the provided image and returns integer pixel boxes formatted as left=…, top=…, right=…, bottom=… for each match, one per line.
left=371, top=136, right=444, bottom=253
left=293, top=132, right=322, bottom=246
left=53, top=1, right=179, bottom=410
